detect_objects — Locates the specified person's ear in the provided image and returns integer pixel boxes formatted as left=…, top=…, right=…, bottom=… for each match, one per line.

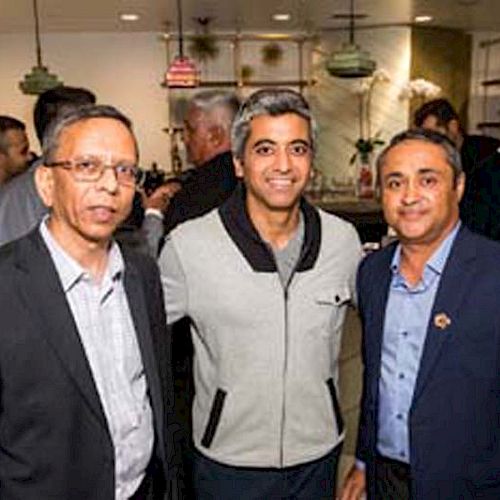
left=447, top=119, right=461, bottom=141
left=455, top=171, right=465, bottom=202
left=208, top=125, right=224, bottom=147
left=34, top=165, right=55, bottom=208
left=233, top=156, right=244, bottom=178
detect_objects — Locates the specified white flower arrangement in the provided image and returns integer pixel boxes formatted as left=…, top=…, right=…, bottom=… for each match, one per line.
left=349, top=68, right=391, bottom=161
left=398, top=78, right=442, bottom=100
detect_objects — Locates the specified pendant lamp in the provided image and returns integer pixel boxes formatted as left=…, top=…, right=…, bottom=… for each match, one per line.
left=325, top=0, right=376, bottom=78
left=19, top=0, right=63, bottom=95
left=165, top=0, right=200, bottom=88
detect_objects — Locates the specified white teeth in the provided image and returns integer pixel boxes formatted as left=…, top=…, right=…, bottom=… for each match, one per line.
left=268, top=178, right=292, bottom=186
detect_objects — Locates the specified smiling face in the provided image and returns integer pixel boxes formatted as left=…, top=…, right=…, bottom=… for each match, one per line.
left=234, top=112, right=312, bottom=222
left=380, top=139, right=464, bottom=250
left=36, top=117, right=137, bottom=251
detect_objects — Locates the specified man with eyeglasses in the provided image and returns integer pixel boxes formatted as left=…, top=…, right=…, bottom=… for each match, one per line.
left=159, top=88, right=362, bottom=499
left=0, top=104, right=176, bottom=499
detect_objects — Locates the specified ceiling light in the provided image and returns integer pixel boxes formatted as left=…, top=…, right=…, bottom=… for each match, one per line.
left=120, top=13, right=140, bottom=22
left=272, top=13, right=291, bottom=22
left=19, top=0, right=63, bottom=95
left=164, top=0, right=200, bottom=88
left=326, top=0, right=376, bottom=79
left=414, top=15, right=433, bottom=23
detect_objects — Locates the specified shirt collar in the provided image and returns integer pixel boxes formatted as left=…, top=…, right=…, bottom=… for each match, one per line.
left=390, top=221, right=461, bottom=281
left=39, top=217, right=124, bottom=292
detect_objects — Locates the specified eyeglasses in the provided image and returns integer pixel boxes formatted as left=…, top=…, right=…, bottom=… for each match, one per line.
left=45, top=157, right=139, bottom=186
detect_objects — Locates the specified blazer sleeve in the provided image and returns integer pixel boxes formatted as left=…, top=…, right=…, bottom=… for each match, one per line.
left=354, top=256, right=373, bottom=464
left=141, top=255, right=185, bottom=498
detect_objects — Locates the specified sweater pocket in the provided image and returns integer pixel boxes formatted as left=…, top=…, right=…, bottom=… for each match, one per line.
left=201, top=388, right=227, bottom=448
left=326, top=378, right=345, bottom=436
left=314, top=284, right=352, bottom=337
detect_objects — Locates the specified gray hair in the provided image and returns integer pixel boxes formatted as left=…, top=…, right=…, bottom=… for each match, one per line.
left=42, top=104, right=137, bottom=163
left=190, top=90, right=240, bottom=135
left=376, top=128, right=463, bottom=185
left=231, top=88, right=317, bottom=161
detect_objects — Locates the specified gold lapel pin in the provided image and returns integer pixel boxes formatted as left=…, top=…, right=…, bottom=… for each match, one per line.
left=434, top=312, right=451, bottom=330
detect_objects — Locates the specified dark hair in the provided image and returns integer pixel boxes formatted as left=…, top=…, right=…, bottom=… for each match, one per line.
left=376, top=128, right=463, bottom=185
left=0, top=116, right=26, bottom=154
left=413, top=98, right=459, bottom=128
left=34, top=86, right=96, bottom=144
left=42, top=104, right=137, bottom=163
left=231, top=88, right=317, bottom=161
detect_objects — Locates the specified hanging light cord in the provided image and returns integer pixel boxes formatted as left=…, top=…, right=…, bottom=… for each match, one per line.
left=33, top=0, right=43, bottom=66
left=349, top=0, right=355, bottom=45
left=177, top=0, right=184, bottom=58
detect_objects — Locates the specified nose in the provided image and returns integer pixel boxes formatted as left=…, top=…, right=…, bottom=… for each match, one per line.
left=275, top=146, right=293, bottom=173
left=96, top=165, right=119, bottom=193
left=402, top=179, right=420, bottom=204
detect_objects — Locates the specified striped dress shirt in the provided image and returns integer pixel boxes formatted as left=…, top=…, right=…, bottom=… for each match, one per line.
left=40, top=220, right=154, bottom=500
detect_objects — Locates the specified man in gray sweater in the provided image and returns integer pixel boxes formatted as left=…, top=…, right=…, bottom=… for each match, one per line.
left=159, top=88, right=362, bottom=499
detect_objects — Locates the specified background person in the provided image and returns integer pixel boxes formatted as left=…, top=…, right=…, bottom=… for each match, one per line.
left=0, top=86, right=96, bottom=246
left=0, top=115, right=31, bottom=185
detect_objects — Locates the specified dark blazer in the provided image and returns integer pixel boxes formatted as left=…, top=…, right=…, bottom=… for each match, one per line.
left=356, top=225, right=500, bottom=499
left=461, top=151, right=500, bottom=241
left=163, top=151, right=237, bottom=236
left=0, top=229, right=176, bottom=499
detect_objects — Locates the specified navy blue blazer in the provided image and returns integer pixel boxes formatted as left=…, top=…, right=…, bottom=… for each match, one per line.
left=356, top=225, right=500, bottom=499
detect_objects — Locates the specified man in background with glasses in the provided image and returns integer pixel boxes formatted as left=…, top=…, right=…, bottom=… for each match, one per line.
left=0, top=104, right=177, bottom=499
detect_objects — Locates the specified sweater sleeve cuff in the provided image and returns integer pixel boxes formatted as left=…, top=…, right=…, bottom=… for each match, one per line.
left=145, top=208, right=164, bottom=220
left=355, top=459, right=366, bottom=471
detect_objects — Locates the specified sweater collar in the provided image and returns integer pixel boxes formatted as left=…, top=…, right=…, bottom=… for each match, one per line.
left=218, top=183, right=321, bottom=272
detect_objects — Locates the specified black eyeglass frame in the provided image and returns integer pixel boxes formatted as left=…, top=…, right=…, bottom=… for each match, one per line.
left=44, top=158, right=140, bottom=186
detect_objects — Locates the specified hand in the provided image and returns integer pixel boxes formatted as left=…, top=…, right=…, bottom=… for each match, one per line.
left=143, top=182, right=181, bottom=212
left=339, top=465, right=366, bottom=500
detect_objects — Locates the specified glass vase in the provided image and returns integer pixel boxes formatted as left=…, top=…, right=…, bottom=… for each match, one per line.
left=355, top=153, right=375, bottom=199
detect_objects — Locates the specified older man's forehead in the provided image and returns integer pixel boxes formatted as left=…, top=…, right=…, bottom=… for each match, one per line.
left=54, top=117, right=137, bottom=159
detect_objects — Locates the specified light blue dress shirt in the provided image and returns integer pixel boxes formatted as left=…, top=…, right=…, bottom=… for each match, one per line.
left=377, top=222, right=461, bottom=463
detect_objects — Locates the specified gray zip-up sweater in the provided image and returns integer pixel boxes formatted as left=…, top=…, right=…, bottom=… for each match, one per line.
left=159, top=187, right=362, bottom=468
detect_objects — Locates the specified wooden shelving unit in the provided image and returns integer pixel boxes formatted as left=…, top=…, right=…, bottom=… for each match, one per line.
left=481, top=78, right=500, bottom=87
left=477, top=121, right=500, bottom=129
left=477, top=38, right=500, bottom=133
left=161, top=32, right=316, bottom=172
left=161, top=79, right=314, bottom=89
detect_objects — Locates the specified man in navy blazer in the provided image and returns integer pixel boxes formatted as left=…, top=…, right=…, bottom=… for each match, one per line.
left=341, top=129, right=500, bottom=499
left=0, top=104, right=177, bottom=499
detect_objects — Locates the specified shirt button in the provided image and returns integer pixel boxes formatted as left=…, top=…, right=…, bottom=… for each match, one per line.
left=396, top=413, right=403, bottom=420
left=400, top=451, right=406, bottom=458
left=398, top=373, right=405, bottom=380
left=401, top=331, right=408, bottom=337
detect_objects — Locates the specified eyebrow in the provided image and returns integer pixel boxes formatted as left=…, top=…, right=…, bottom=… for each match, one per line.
left=251, top=138, right=310, bottom=148
left=384, top=167, right=442, bottom=178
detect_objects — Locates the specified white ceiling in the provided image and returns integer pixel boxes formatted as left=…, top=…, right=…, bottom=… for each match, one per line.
left=2, top=0, right=500, bottom=34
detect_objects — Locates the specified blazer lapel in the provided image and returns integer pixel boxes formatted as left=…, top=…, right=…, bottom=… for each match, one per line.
left=16, top=231, right=108, bottom=429
left=123, top=259, right=165, bottom=452
left=412, top=227, right=478, bottom=403
left=363, top=247, right=394, bottom=400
